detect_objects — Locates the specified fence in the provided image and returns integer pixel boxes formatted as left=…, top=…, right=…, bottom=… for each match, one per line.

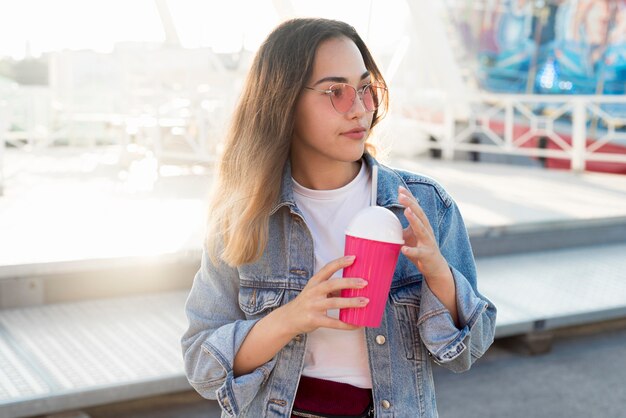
left=420, top=94, right=626, bottom=171
left=3, top=93, right=626, bottom=197
left=0, top=91, right=224, bottom=196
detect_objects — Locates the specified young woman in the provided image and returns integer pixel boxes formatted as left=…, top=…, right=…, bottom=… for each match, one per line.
left=182, top=18, right=497, bottom=418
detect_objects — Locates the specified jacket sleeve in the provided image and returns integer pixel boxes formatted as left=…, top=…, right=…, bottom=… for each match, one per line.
left=181, top=247, right=277, bottom=416
left=417, top=200, right=497, bottom=372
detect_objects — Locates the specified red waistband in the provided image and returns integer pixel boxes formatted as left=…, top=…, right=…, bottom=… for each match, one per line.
left=293, top=375, right=373, bottom=416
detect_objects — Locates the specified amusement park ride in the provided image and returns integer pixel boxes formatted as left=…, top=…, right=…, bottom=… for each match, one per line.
left=433, top=0, right=626, bottom=174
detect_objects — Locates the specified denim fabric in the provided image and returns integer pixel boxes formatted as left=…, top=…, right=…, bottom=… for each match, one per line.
left=181, top=153, right=497, bottom=417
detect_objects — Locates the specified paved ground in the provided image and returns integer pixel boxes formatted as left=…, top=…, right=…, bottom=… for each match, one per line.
left=72, top=321, right=626, bottom=418
left=391, top=157, right=626, bottom=230
left=0, top=148, right=211, bottom=268
left=433, top=321, right=626, bottom=418
left=2, top=149, right=626, bottom=269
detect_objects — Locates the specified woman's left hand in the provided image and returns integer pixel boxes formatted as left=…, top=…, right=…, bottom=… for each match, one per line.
left=397, top=186, right=450, bottom=282
left=397, top=186, right=459, bottom=326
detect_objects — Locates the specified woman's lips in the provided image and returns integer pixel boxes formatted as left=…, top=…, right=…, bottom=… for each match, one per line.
left=341, top=128, right=366, bottom=140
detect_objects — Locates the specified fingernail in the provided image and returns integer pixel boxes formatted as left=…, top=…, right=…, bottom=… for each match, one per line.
left=345, top=255, right=356, bottom=261
left=360, top=298, right=370, bottom=305
left=402, top=246, right=410, bottom=254
left=358, top=279, right=368, bottom=287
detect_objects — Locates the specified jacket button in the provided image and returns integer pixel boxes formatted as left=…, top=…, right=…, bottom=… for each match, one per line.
left=375, top=335, right=386, bottom=345
left=381, top=399, right=391, bottom=409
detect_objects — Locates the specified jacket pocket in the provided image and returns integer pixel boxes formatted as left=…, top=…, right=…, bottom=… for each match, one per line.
left=390, top=281, right=425, bottom=362
left=238, top=285, right=285, bottom=319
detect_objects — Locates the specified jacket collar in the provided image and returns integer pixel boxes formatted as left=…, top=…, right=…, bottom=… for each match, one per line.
left=364, top=152, right=411, bottom=208
left=271, top=159, right=297, bottom=216
left=271, top=153, right=408, bottom=215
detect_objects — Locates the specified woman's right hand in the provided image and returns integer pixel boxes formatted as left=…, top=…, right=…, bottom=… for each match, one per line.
left=233, top=256, right=368, bottom=376
left=279, top=255, right=369, bottom=336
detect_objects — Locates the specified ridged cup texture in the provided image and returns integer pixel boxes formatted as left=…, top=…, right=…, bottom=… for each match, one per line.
left=340, top=235, right=402, bottom=327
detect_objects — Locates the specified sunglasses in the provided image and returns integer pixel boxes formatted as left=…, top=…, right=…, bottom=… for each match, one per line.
left=304, top=83, right=387, bottom=114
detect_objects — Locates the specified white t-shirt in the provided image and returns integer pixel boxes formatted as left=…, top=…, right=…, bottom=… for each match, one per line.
left=292, top=161, right=372, bottom=389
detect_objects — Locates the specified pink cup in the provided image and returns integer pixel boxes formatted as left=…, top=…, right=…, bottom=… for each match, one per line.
left=340, top=206, right=404, bottom=328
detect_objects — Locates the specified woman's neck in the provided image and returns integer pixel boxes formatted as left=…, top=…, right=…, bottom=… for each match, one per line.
left=291, top=158, right=362, bottom=190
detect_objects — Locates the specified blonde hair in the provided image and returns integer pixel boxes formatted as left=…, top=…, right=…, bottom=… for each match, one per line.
left=208, top=18, right=388, bottom=266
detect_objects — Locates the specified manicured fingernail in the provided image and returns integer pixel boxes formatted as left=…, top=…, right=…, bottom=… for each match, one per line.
left=357, top=279, right=368, bottom=287
left=360, top=298, right=369, bottom=305
left=345, top=255, right=356, bottom=261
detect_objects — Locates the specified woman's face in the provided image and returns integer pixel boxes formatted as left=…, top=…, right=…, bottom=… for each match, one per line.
left=292, top=36, right=375, bottom=167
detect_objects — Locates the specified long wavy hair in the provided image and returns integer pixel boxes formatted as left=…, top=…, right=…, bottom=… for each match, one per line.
left=208, top=18, right=388, bottom=266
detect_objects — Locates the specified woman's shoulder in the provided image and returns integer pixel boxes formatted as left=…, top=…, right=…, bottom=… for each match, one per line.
left=378, top=161, right=454, bottom=208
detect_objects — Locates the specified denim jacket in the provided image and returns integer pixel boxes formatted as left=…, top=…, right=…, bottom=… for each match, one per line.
left=181, top=154, right=497, bottom=417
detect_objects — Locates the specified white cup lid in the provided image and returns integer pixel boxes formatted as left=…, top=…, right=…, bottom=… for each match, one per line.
left=345, top=206, right=404, bottom=244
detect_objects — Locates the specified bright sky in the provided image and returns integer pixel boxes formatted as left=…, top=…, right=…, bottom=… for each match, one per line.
left=0, top=0, right=409, bottom=59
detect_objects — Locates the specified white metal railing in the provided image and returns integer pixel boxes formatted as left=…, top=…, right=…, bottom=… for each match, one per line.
left=0, top=92, right=226, bottom=196
left=3, top=90, right=626, bottom=198
left=420, top=94, right=626, bottom=172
